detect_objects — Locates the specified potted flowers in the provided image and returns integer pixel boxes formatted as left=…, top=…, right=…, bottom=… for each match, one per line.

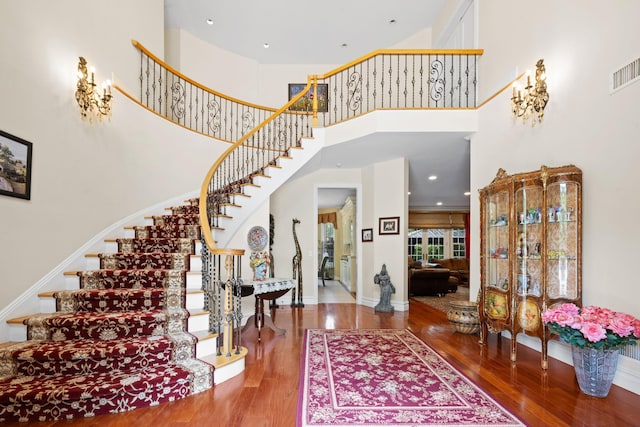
left=542, top=303, right=640, bottom=397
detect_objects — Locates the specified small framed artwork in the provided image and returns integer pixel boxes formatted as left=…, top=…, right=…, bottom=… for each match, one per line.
left=0, top=130, right=33, bottom=200
left=379, top=216, right=400, bottom=235
left=288, top=83, right=329, bottom=112
left=362, top=228, right=373, bottom=242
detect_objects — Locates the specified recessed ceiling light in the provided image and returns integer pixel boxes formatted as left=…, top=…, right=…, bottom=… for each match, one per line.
left=341, top=43, right=348, bottom=48
left=464, top=191, right=471, bottom=196
left=428, top=175, right=437, bottom=180
left=389, top=19, right=397, bottom=24
left=263, top=43, right=270, bottom=49
left=206, top=18, right=213, bottom=25
left=336, top=162, right=342, bottom=168
left=436, top=202, right=443, bottom=206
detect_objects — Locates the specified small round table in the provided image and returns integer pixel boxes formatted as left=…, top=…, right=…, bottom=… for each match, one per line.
left=242, top=278, right=293, bottom=342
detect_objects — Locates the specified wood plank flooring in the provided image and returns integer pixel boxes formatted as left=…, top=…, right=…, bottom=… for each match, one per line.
left=8, top=300, right=639, bottom=426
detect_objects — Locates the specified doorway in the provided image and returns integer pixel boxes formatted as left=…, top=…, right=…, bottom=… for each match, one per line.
left=316, top=186, right=359, bottom=303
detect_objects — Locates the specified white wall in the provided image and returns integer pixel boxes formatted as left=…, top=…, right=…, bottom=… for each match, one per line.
left=270, top=168, right=361, bottom=305
left=470, top=0, right=640, bottom=317
left=164, top=29, right=262, bottom=105
left=389, top=28, right=432, bottom=49
left=163, top=25, right=438, bottom=108
left=365, top=157, right=409, bottom=309
left=0, top=0, right=228, bottom=310
left=270, top=157, right=408, bottom=310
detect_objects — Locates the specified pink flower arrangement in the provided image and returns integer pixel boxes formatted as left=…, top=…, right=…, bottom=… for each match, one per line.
left=542, top=303, right=640, bottom=349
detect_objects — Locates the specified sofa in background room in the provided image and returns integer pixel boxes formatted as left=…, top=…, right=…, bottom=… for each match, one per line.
left=409, top=267, right=458, bottom=297
left=430, top=258, right=469, bottom=285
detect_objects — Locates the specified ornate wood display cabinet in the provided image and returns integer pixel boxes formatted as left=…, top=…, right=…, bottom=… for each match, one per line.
left=478, top=165, right=582, bottom=369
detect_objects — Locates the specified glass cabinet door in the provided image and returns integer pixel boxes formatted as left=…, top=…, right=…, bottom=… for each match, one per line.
left=483, top=190, right=510, bottom=320
left=514, top=185, right=544, bottom=334
left=546, top=181, right=580, bottom=299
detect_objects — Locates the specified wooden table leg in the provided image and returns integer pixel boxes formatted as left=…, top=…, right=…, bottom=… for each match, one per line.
left=243, top=288, right=291, bottom=342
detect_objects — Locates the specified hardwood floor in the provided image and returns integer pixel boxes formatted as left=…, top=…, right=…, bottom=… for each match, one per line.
left=13, top=300, right=639, bottom=427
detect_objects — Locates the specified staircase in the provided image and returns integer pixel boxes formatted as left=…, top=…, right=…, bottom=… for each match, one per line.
left=0, top=199, right=219, bottom=422
left=0, top=123, right=319, bottom=422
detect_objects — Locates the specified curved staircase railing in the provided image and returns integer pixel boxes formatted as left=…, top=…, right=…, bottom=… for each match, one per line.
left=132, top=40, right=282, bottom=143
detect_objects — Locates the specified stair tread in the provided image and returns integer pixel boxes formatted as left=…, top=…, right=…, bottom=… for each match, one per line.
left=200, top=346, right=248, bottom=369
left=0, top=362, right=198, bottom=402
left=7, top=315, right=39, bottom=324
left=188, top=309, right=207, bottom=316
left=190, top=329, right=217, bottom=341
left=0, top=342, right=19, bottom=349
left=104, top=238, right=201, bottom=242
left=2, top=335, right=176, bottom=361
left=43, top=288, right=201, bottom=299
left=33, top=307, right=185, bottom=318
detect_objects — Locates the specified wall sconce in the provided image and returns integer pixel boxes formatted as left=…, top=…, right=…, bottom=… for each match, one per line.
left=511, top=59, right=549, bottom=124
left=75, top=57, right=112, bottom=121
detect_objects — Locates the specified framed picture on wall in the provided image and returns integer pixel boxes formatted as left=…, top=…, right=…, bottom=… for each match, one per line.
left=288, top=83, right=329, bottom=112
left=379, top=217, right=400, bottom=235
left=0, top=130, right=33, bottom=200
left=362, top=228, right=373, bottom=242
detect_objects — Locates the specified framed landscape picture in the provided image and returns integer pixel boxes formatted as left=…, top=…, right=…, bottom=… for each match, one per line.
left=288, top=83, right=329, bottom=112
left=379, top=217, right=400, bottom=235
left=0, top=130, right=33, bottom=200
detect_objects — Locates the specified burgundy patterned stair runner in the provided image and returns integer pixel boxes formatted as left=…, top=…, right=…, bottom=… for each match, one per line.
left=0, top=199, right=213, bottom=422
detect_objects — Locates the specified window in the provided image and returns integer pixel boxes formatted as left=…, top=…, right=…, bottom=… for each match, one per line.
left=427, top=229, right=445, bottom=260
left=452, top=228, right=466, bottom=258
left=408, top=228, right=466, bottom=262
left=408, top=229, right=422, bottom=261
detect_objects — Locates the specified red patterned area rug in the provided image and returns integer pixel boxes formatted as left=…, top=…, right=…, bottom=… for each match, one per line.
left=297, top=329, right=525, bottom=427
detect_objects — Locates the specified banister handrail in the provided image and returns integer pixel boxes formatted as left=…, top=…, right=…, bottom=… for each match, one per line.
left=317, top=48, right=484, bottom=79
left=198, top=77, right=314, bottom=251
left=131, top=40, right=276, bottom=113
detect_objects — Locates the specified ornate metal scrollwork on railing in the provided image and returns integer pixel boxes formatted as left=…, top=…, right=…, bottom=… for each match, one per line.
left=315, top=50, right=482, bottom=126
left=134, top=40, right=280, bottom=144
left=207, top=99, right=222, bottom=134
left=170, top=81, right=186, bottom=119
left=347, top=72, right=362, bottom=112
left=429, top=59, right=445, bottom=102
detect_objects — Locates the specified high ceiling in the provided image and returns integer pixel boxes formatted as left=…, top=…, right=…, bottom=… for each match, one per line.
left=164, top=0, right=448, bottom=65
left=164, top=0, right=471, bottom=211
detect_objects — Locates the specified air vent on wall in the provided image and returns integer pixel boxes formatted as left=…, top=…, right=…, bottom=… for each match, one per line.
left=610, top=57, right=640, bottom=94
left=621, top=342, right=640, bottom=361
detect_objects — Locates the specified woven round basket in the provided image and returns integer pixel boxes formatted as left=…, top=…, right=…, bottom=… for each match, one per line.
left=446, top=300, right=480, bottom=334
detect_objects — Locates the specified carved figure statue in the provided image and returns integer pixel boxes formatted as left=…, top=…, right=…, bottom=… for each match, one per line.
left=291, top=218, right=304, bottom=307
left=374, top=264, right=395, bottom=313
left=268, top=214, right=277, bottom=308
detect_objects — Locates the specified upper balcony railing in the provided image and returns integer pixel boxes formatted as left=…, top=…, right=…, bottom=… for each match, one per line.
left=131, top=40, right=482, bottom=254
left=313, top=49, right=482, bottom=127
